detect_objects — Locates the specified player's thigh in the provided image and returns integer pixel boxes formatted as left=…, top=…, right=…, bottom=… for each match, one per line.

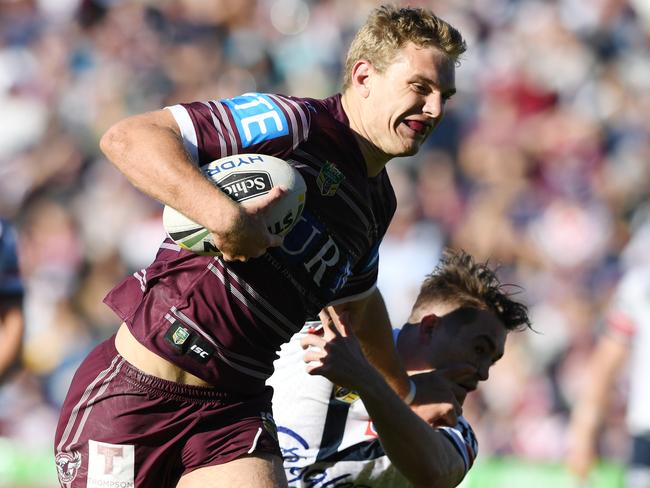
left=176, top=452, right=288, bottom=488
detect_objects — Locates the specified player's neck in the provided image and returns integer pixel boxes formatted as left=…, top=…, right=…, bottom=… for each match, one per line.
left=341, top=91, right=390, bottom=177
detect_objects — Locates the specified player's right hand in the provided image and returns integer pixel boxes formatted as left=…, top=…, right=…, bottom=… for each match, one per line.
left=409, top=365, right=475, bottom=427
left=211, top=187, right=286, bottom=262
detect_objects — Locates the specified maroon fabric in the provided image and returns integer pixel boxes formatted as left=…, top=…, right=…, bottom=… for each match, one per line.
left=103, top=93, right=397, bottom=393
left=54, top=336, right=280, bottom=488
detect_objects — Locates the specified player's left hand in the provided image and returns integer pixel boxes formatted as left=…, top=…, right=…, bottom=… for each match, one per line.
left=301, top=312, right=373, bottom=390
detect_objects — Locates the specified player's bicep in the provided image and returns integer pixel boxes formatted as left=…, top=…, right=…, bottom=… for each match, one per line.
left=101, top=109, right=182, bottom=160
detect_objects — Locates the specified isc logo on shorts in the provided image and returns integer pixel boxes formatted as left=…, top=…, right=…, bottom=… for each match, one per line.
left=87, top=440, right=135, bottom=487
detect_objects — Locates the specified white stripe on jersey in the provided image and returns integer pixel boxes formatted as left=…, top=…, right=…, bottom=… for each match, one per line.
left=213, top=259, right=297, bottom=336
left=165, top=105, right=199, bottom=163
left=202, top=101, right=227, bottom=157
left=211, top=100, right=241, bottom=156
left=133, top=269, right=147, bottom=292
left=159, top=242, right=181, bottom=252
left=283, top=96, right=310, bottom=141
left=267, top=94, right=308, bottom=150
left=208, top=263, right=293, bottom=342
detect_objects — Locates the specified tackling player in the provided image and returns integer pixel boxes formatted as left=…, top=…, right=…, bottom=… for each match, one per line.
left=270, top=249, right=532, bottom=487
left=55, top=6, right=467, bottom=487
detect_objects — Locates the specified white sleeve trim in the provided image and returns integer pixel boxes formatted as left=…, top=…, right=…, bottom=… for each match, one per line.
left=165, top=105, right=199, bottom=164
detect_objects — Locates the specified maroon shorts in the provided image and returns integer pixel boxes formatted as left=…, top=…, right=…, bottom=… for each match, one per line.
left=54, top=336, right=280, bottom=488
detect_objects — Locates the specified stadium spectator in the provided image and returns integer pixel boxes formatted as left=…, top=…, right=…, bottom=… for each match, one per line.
left=270, top=249, right=531, bottom=487
left=0, top=219, right=24, bottom=384
left=54, top=5, right=467, bottom=488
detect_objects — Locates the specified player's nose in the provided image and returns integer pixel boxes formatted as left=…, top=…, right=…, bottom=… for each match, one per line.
left=423, top=92, right=443, bottom=119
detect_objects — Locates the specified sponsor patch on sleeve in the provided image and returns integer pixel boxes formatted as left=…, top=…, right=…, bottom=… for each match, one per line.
left=223, top=93, right=289, bottom=147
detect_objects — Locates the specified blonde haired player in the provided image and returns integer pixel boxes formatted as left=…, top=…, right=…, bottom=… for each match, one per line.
left=55, top=6, right=466, bottom=487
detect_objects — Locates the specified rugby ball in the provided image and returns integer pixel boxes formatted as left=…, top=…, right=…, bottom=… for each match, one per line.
left=163, top=154, right=306, bottom=255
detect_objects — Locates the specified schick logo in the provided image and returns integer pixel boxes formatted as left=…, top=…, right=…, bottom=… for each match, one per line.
left=217, top=172, right=272, bottom=202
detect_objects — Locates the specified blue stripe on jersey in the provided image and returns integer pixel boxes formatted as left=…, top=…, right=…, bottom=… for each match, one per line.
left=222, top=93, right=289, bottom=148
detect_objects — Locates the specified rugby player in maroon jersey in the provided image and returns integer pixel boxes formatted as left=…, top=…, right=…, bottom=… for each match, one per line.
left=55, top=5, right=466, bottom=487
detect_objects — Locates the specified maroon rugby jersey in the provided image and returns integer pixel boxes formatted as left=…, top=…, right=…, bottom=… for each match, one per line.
left=104, top=93, right=396, bottom=393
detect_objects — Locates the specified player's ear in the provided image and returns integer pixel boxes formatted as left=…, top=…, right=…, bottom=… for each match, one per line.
left=350, top=60, right=372, bottom=97
left=419, top=314, right=440, bottom=343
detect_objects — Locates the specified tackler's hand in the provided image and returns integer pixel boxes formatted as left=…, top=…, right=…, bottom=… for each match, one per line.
left=300, top=312, right=373, bottom=390
left=409, top=363, right=477, bottom=427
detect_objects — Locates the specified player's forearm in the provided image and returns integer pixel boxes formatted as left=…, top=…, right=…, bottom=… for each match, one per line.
left=358, top=369, right=465, bottom=488
left=345, top=290, right=410, bottom=398
left=100, top=110, right=237, bottom=232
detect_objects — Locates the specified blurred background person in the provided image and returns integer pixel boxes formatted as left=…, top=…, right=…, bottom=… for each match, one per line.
left=0, top=219, right=24, bottom=384
left=568, top=215, right=650, bottom=488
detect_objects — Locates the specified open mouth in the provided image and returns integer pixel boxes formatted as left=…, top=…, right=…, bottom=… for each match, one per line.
left=403, top=119, right=429, bottom=136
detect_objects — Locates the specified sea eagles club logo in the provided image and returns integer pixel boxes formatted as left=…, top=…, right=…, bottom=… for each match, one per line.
left=316, top=161, right=344, bottom=197
left=55, top=451, right=82, bottom=484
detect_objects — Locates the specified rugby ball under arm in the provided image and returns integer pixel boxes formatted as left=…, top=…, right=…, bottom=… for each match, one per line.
left=162, top=153, right=306, bottom=255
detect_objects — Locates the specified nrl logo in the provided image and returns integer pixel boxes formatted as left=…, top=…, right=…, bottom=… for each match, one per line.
left=316, top=161, right=344, bottom=197
left=172, top=325, right=190, bottom=346
left=55, top=450, right=82, bottom=484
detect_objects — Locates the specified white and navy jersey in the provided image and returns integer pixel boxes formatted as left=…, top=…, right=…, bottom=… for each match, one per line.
left=104, top=93, right=396, bottom=393
left=605, top=264, right=650, bottom=435
left=0, top=219, right=23, bottom=298
left=268, top=325, right=479, bottom=487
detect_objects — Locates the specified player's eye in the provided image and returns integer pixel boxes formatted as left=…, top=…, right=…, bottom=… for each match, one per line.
left=411, top=83, right=428, bottom=94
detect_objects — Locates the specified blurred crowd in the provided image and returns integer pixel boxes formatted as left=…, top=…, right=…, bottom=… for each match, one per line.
left=1, top=0, right=649, bottom=477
